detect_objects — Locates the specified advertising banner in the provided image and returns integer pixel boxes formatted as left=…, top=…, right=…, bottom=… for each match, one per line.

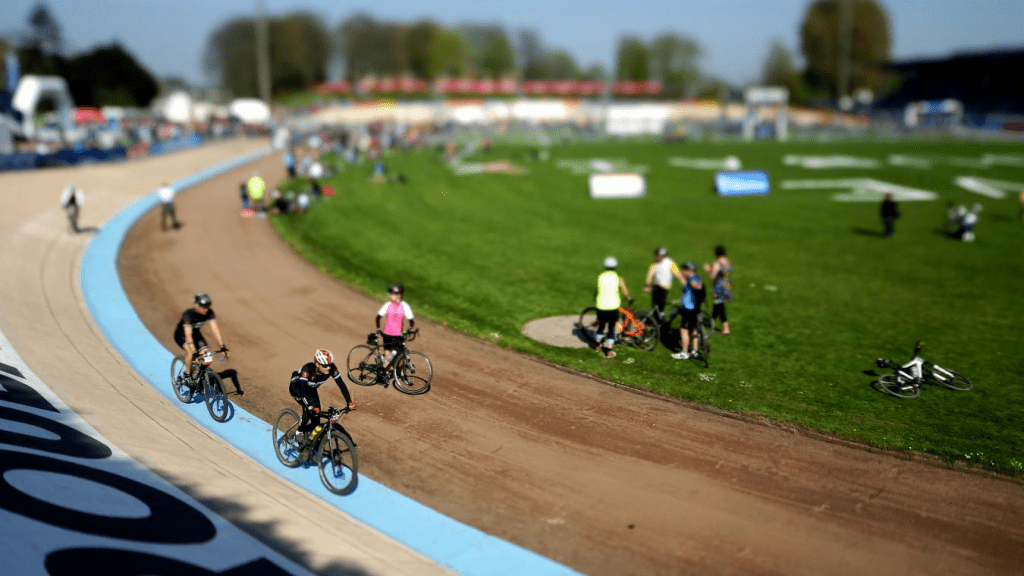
left=715, top=170, right=771, bottom=197
left=589, top=173, right=646, bottom=199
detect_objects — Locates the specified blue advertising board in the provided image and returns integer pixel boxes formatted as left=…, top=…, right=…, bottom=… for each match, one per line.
left=715, top=170, right=771, bottom=197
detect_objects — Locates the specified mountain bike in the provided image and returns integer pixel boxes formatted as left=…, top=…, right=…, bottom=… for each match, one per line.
left=346, top=329, right=433, bottom=395
left=875, top=341, right=973, bottom=399
left=578, top=301, right=659, bottom=351
left=170, top=347, right=232, bottom=422
left=272, top=405, right=358, bottom=495
left=665, top=304, right=714, bottom=367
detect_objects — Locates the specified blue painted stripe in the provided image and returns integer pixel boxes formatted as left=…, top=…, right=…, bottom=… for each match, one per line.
left=79, top=148, right=579, bottom=576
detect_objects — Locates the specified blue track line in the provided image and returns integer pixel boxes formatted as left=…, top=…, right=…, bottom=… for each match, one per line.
left=79, top=147, right=580, bottom=576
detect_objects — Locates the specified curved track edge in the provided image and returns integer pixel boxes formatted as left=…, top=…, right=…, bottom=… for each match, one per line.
left=80, top=149, right=578, bottom=576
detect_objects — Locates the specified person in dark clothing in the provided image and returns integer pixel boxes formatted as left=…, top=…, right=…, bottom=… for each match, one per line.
left=880, top=193, right=900, bottom=238
left=288, top=349, right=356, bottom=441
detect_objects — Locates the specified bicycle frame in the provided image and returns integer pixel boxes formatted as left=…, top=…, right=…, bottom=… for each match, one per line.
left=617, top=307, right=646, bottom=337
left=892, top=355, right=926, bottom=384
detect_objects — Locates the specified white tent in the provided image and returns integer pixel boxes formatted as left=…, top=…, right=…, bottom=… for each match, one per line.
left=11, top=75, right=75, bottom=139
left=228, top=98, right=271, bottom=125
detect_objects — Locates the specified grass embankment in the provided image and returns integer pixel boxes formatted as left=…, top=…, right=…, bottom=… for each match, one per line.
left=273, top=139, right=1024, bottom=476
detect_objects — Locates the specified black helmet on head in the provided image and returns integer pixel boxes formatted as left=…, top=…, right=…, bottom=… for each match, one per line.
left=194, top=293, right=212, bottom=307
left=681, top=261, right=697, bottom=271
left=388, top=283, right=404, bottom=295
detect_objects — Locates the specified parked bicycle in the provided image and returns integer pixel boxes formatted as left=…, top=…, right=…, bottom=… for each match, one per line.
left=875, top=341, right=973, bottom=399
left=665, top=304, right=714, bottom=367
left=170, top=346, right=232, bottom=421
left=272, top=405, right=358, bottom=495
left=577, top=300, right=660, bottom=352
left=346, top=328, right=433, bottom=394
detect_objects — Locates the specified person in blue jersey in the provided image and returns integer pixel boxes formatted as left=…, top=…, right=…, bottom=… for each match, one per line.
left=671, top=262, right=704, bottom=360
left=594, top=256, right=631, bottom=359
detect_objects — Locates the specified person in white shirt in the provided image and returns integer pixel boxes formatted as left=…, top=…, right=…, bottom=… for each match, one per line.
left=158, top=183, right=181, bottom=231
left=644, top=247, right=686, bottom=324
left=60, top=183, right=83, bottom=233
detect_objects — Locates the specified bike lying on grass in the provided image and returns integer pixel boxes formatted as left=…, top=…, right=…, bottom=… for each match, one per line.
left=272, top=405, right=359, bottom=495
left=875, top=341, right=973, bottom=399
left=577, top=300, right=660, bottom=352
left=170, top=346, right=233, bottom=422
left=346, top=329, right=433, bottom=395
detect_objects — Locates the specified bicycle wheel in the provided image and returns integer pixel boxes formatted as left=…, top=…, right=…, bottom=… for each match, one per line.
left=635, top=312, right=660, bottom=351
left=578, top=307, right=600, bottom=342
left=272, top=409, right=304, bottom=468
left=877, top=373, right=920, bottom=399
left=393, top=351, right=432, bottom=395
left=925, top=364, right=973, bottom=391
left=204, top=371, right=230, bottom=422
left=700, top=312, right=715, bottom=340
left=318, top=429, right=359, bottom=495
left=170, top=356, right=195, bottom=403
left=346, top=345, right=381, bottom=386
left=698, top=328, right=711, bottom=368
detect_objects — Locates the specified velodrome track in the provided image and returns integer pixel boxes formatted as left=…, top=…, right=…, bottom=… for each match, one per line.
left=0, top=139, right=455, bottom=575
left=116, top=149, right=1023, bottom=575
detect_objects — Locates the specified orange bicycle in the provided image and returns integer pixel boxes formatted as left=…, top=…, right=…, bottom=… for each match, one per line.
left=578, top=300, right=660, bottom=351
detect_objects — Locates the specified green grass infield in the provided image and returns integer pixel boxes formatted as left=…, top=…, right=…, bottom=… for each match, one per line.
left=272, top=138, right=1024, bottom=477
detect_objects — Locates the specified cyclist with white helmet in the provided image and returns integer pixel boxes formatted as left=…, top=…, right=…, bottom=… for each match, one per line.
left=594, top=256, right=631, bottom=359
left=289, top=349, right=356, bottom=441
left=644, top=247, right=686, bottom=324
left=376, top=283, right=416, bottom=365
left=173, top=293, right=228, bottom=372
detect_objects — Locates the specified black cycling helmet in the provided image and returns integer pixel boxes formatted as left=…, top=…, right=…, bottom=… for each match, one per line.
left=681, top=261, right=697, bottom=271
left=194, top=293, right=212, bottom=307
left=388, top=283, right=404, bottom=295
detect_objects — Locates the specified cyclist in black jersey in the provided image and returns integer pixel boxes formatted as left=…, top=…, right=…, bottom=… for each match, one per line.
left=289, top=349, right=357, bottom=440
left=173, top=293, right=228, bottom=373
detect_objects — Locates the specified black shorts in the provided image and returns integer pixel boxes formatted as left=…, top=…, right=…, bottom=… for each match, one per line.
left=651, top=286, right=668, bottom=314
left=679, top=308, right=698, bottom=331
left=173, top=328, right=208, bottom=350
left=712, top=303, right=727, bottom=322
left=382, top=334, right=405, bottom=351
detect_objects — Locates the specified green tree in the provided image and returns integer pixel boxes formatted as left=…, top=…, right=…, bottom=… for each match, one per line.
left=760, top=40, right=808, bottom=104
left=428, top=29, right=471, bottom=78
left=615, top=37, right=650, bottom=81
left=62, top=43, right=159, bottom=106
left=579, top=64, right=608, bottom=82
left=336, top=14, right=408, bottom=80
left=28, top=2, right=63, bottom=55
left=478, top=29, right=516, bottom=78
left=800, top=0, right=891, bottom=100
left=649, top=33, right=701, bottom=98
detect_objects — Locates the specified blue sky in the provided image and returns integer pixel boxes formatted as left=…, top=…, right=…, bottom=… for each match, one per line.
left=2, top=0, right=1023, bottom=86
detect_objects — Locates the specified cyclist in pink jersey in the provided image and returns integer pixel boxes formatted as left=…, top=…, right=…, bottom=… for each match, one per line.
left=376, top=283, right=416, bottom=365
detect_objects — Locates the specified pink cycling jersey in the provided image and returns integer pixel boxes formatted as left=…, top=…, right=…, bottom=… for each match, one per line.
left=378, top=301, right=414, bottom=336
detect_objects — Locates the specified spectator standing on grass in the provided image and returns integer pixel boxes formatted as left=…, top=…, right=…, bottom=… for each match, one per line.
left=671, top=262, right=704, bottom=360
left=284, top=149, right=296, bottom=178
left=644, top=247, right=685, bottom=324
left=703, top=246, right=732, bottom=335
left=594, top=256, right=631, bottom=359
left=158, top=183, right=181, bottom=231
left=238, top=181, right=250, bottom=210
left=880, top=193, right=900, bottom=238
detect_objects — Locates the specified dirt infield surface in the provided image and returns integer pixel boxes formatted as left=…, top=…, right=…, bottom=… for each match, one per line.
left=120, top=153, right=1024, bottom=576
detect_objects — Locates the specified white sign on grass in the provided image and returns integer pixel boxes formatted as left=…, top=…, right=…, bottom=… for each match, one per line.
left=783, top=155, right=881, bottom=169
left=589, top=173, right=646, bottom=199
left=668, top=156, right=742, bottom=170
left=556, top=158, right=648, bottom=175
left=888, top=154, right=1024, bottom=170
left=780, top=178, right=938, bottom=202
left=955, top=176, right=1024, bottom=199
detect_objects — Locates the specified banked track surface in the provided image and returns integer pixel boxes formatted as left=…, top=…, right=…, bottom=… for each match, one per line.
left=0, top=139, right=454, bottom=576
left=119, top=151, right=1024, bottom=575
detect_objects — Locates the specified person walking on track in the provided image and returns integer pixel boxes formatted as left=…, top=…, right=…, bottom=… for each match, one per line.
left=158, top=182, right=181, bottom=231
left=60, top=183, right=83, bottom=233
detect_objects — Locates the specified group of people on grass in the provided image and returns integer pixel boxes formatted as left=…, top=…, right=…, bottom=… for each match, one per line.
left=173, top=283, right=417, bottom=443
left=592, top=246, right=732, bottom=360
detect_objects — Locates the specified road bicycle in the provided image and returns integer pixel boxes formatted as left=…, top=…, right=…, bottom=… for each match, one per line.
left=170, top=347, right=232, bottom=422
left=665, top=304, right=714, bottom=367
left=272, top=405, right=358, bottom=495
left=875, top=341, right=973, bottom=399
left=346, top=329, right=433, bottom=395
left=577, top=300, right=660, bottom=352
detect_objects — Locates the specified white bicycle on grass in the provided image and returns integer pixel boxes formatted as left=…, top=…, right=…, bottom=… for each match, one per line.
left=875, top=341, right=973, bottom=399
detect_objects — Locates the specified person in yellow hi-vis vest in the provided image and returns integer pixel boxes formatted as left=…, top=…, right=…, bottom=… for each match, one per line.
left=247, top=174, right=266, bottom=212
left=594, top=256, right=631, bottom=359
